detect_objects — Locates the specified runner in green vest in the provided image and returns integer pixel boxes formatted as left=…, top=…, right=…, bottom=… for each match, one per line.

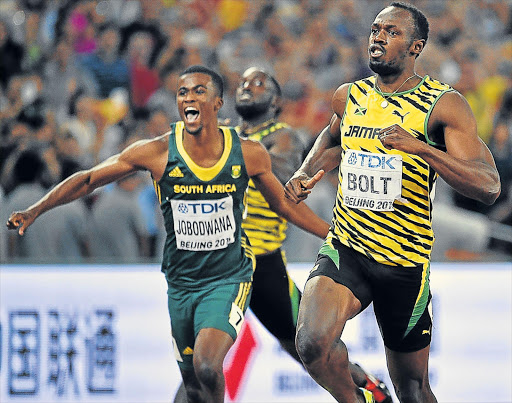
left=7, top=65, right=330, bottom=403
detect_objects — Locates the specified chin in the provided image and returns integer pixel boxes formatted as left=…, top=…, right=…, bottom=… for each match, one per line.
left=369, top=60, right=400, bottom=76
left=185, top=124, right=203, bottom=135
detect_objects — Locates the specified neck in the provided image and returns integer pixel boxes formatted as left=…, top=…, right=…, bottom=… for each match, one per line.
left=240, top=115, right=276, bottom=135
left=183, top=122, right=224, bottom=165
left=376, top=70, right=420, bottom=92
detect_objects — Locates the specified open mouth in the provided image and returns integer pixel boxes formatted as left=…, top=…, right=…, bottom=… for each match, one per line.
left=237, top=90, right=252, bottom=102
left=184, top=107, right=199, bottom=122
left=369, top=44, right=385, bottom=58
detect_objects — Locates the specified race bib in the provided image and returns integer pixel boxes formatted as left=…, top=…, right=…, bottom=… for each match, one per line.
left=341, top=150, right=403, bottom=211
left=171, top=196, right=236, bottom=251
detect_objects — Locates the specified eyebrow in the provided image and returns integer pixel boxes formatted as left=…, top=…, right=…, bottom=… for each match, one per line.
left=178, top=84, right=208, bottom=92
left=372, top=22, right=399, bottom=29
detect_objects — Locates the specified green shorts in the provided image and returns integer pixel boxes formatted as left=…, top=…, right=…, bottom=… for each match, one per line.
left=167, top=281, right=252, bottom=370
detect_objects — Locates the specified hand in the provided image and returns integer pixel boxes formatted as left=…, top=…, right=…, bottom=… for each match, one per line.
left=284, top=170, right=324, bottom=204
left=378, top=124, right=427, bottom=154
left=6, top=210, right=36, bottom=236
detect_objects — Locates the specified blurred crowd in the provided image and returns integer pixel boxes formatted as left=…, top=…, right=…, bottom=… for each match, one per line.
left=1, top=0, right=511, bottom=263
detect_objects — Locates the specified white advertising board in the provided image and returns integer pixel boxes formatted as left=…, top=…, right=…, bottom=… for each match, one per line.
left=0, top=263, right=511, bottom=402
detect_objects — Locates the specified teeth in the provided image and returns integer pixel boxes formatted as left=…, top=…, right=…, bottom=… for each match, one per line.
left=185, top=107, right=199, bottom=122
left=370, top=46, right=384, bottom=57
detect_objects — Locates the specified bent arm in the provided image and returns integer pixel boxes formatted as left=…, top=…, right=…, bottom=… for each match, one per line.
left=284, top=115, right=341, bottom=203
left=243, top=140, right=330, bottom=239
left=300, top=121, right=342, bottom=177
left=425, top=92, right=500, bottom=204
left=284, top=84, right=348, bottom=203
left=253, top=168, right=330, bottom=239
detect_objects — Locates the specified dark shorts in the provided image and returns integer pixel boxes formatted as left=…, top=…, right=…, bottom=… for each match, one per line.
left=250, top=249, right=301, bottom=342
left=308, top=238, right=433, bottom=352
left=167, top=281, right=252, bottom=370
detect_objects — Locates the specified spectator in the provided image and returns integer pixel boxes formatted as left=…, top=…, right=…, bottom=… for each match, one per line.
left=146, top=66, right=181, bottom=121
left=128, top=30, right=160, bottom=115
left=87, top=172, right=149, bottom=262
left=0, top=19, right=24, bottom=91
left=42, top=39, right=97, bottom=123
left=79, top=25, right=129, bottom=99
left=4, top=151, right=58, bottom=260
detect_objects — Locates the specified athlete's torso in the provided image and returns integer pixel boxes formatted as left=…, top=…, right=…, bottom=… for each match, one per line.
left=332, top=75, right=453, bottom=267
left=238, top=121, right=302, bottom=256
left=156, top=122, right=255, bottom=288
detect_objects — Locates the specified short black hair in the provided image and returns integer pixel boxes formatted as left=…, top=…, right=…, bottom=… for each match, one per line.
left=389, top=2, right=429, bottom=45
left=180, top=65, right=224, bottom=98
left=14, top=150, right=44, bottom=184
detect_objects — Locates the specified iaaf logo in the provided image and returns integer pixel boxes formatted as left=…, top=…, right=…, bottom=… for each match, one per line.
left=347, top=151, right=399, bottom=169
left=224, top=319, right=258, bottom=401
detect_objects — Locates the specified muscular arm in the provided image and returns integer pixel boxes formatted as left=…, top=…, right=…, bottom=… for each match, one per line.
left=243, top=139, right=330, bottom=239
left=379, top=91, right=500, bottom=205
left=7, top=136, right=169, bottom=235
left=284, top=84, right=349, bottom=203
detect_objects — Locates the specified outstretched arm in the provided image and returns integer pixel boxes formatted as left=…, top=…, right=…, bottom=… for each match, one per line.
left=378, top=91, right=500, bottom=205
left=243, top=139, right=330, bottom=239
left=7, top=137, right=167, bottom=235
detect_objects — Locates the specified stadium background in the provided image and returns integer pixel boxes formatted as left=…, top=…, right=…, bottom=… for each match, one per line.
left=1, top=0, right=511, bottom=402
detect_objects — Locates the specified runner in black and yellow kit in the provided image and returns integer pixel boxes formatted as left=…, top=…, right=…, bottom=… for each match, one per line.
left=235, top=67, right=392, bottom=403
left=7, top=65, right=330, bottom=403
left=285, top=3, right=501, bottom=403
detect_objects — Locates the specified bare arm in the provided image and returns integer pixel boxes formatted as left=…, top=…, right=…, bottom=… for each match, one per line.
left=378, top=91, right=500, bottom=205
left=243, top=139, right=330, bottom=239
left=7, top=136, right=168, bottom=235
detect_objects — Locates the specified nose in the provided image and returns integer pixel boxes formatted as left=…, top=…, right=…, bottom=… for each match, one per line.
left=183, top=91, right=195, bottom=102
left=374, top=29, right=386, bottom=43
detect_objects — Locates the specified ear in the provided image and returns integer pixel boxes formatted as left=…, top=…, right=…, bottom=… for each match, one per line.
left=214, top=97, right=224, bottom=112
left=271, top=95, right=282, bottom=116
left=410, top=39, right=425, bottom=57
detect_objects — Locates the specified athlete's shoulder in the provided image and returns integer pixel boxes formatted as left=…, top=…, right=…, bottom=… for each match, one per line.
left=332, top=82, right=353, bottom=116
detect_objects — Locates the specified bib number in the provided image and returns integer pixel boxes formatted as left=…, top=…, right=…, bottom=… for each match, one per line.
left=171, top=196, right=236, bottom=251
left=341, top=150, right=403, bottom=211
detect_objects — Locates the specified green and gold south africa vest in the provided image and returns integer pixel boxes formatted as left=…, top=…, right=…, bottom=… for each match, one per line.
left=155, top=122, right=255, bottom=288
left=331, top=75, right=453, bottom=267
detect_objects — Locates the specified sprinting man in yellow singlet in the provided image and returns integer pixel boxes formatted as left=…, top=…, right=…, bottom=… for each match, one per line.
left=285, top=2, right=501, bottom=403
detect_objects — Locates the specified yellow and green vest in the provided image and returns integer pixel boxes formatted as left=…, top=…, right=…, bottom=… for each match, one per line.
left=155, top=122, right=255, bottom=288
left=332, top=75, right=454, bottom=267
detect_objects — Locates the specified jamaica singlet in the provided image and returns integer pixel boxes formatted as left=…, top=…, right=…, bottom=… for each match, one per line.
left=154, top=122, right=255, bottom=288
left=238, top=122, right=291, bottom=255
left=332, top=75, right=454, bottom=267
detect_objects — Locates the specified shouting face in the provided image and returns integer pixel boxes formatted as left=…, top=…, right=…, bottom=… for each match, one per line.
left=177, top=72, right=222, bottom=135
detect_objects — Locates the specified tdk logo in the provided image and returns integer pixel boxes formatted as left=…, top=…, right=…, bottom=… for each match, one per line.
left=173, top=200, right=227, bottom=214
left=347, top=151, right=398, bottom=169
